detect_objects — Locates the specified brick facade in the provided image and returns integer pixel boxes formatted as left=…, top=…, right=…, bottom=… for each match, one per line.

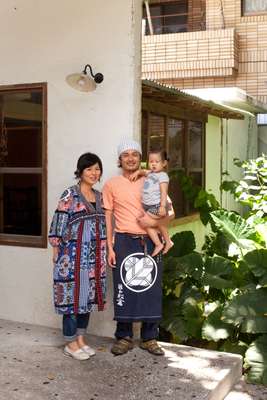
left=142, top=0, right=267, bottom=104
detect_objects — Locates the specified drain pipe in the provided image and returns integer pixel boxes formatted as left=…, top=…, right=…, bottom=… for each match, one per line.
left=225, top=119, right=229, bottom=210
left=220, top=117, right=224, bottom=206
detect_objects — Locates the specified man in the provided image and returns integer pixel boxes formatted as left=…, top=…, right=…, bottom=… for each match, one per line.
left=102, top=138, right=166, bottom=356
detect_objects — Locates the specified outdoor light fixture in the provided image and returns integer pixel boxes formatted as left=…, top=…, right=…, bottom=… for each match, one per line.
left=66, top=64, right=104, bottom=92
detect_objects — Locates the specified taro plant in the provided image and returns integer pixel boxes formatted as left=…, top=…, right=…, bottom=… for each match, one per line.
left=162, top=155, right=267, bottom=384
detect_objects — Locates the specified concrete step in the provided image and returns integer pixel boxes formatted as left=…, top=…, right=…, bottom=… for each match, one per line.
left=0, top=319, right=242, bottom=400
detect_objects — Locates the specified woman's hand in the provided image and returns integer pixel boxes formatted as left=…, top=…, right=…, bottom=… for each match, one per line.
left=107, top=247, right=116, bottom=268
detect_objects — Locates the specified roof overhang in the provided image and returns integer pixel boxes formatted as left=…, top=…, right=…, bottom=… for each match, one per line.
left=142, top=80, right=244, bottom=120
left=184, top=87, right=267, bottom=114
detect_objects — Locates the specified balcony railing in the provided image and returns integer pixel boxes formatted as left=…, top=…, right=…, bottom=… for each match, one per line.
left=142, top=28, right=239, bottom=80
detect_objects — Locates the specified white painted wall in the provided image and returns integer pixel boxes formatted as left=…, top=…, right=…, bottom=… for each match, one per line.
left=221, top=114, right=258, bottom=212
left=0, top=0, right=142, bottom=337
left=258, top=125, right=267, bottom=155
left=205, top=114, right=258, bottom=213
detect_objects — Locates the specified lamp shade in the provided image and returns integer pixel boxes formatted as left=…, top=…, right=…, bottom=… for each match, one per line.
left=66, top=73, right=97, bottom=92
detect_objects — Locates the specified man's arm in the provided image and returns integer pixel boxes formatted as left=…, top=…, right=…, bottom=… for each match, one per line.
left=105, top=209, right=116, bottom=268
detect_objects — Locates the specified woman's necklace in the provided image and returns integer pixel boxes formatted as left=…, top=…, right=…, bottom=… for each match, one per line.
left=79, top=184, right=95, bottom=203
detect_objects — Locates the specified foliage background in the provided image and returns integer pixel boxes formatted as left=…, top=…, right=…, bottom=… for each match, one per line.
left=162, top=156, right=267, bottom=384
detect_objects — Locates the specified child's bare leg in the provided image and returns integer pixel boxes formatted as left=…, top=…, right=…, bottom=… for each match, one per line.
left=157, top=222, right=173, bottom=254
left=146, top=227, right=164, bottom=257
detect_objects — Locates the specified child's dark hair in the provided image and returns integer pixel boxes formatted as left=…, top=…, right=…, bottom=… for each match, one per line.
left=74, top=152, right=103, bottom=179
left=148, top=149, right=169, bottom=162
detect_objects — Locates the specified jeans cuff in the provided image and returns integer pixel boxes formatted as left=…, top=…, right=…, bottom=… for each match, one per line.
left=64, top=334, right=77, bottom=342
left=77, top=328, right=86, bottom=336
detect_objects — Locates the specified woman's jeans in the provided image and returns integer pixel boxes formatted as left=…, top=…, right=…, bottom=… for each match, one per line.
left=63, top=313, right=90, bottom=342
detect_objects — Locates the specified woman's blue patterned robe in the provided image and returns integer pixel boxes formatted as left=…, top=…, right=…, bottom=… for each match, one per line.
left=48, top=185, right=106, bottom=315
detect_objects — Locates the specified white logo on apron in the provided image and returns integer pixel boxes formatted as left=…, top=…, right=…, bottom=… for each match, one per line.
left=120, top=253, right=157, bottom=293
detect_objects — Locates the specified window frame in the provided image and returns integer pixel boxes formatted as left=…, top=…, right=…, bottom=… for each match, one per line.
left=0, top=82, right=47, bottom=248
left=141, top=107, right=206, bottom=218
left=143, top=0, right=189, bottom=35
left=241, top=0, right=267, bottom=16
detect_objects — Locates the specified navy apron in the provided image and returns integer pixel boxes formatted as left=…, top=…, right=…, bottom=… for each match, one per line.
left=113, top=233, right=163, bottom=322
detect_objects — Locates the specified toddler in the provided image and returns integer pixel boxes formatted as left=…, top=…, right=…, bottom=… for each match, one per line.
left=133, top=149, right=174, bottom=257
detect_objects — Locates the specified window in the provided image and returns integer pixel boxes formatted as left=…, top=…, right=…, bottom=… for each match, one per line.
left=257, top=113, right=267, bottom=125
left=141, top=111, right=205, bottom=218
left=242, top=0, right=267, bottom=15
left=0, top=83, right=47, bottom=247
left=143, top=1, right=188, bottom=35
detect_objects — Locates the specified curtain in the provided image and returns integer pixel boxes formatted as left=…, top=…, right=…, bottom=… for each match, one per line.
left=244, top=0, right=267, bottom=13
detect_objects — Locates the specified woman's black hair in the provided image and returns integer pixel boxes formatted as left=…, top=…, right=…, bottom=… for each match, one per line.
left=148, top=148, right=169, bottom=162
left=74, top=152, right=103, bottom=179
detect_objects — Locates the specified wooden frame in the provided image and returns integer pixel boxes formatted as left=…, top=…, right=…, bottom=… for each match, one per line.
left=0, top=82, right=47, bottom=248
left=143, top=0, right=189, bottom=35
left=142, top=100, right=206, bottom=218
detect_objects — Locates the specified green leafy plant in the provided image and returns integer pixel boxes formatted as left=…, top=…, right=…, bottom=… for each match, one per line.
left=162, top=155, right=267, bottom=384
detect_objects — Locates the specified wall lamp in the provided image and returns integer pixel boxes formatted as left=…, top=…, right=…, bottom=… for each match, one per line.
left=66, top=64, right=104, bottom=92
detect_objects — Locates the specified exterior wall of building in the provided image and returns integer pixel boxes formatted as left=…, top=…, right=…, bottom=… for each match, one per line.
left=258, top=126, right=267, bottom=154
left=142, top=0, right=267, bottom=103
left=170, top=112, right=258, bottom=248
left=0, top=0, right=142, bottom=337
left=142, top=28, right=238, bottom=80
left=221, top=113, right=258, bottom=212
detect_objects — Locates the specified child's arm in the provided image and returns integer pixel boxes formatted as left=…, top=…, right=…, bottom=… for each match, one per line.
left=159, top=182, right=168, bottom=217
left=129, top=168, right=151, bottom=182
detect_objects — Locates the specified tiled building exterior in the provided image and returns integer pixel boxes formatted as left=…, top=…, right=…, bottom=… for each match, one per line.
left=142, top=0, right=267, bottom=104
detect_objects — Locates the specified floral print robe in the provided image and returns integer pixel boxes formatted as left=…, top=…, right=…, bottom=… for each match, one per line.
left=48, top=185, right=106, bottom=315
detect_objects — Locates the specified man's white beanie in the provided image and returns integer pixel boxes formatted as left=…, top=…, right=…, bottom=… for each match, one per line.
left=117, top=138, right=142, bottom=158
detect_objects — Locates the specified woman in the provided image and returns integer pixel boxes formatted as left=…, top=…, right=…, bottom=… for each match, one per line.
left=48, top=153, right=106, bottom=361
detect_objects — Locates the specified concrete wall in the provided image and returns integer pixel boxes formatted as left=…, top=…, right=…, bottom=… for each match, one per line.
left=0, top=0, right=142, bottom=337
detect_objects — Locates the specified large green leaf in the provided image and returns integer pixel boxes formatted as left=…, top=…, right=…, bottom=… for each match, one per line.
left=219, top=340, right=248, bottom=357
left=210, top=210, right=258, bottom=249
left=202, top=305, right=234, bottom=341
left=222, top=288, right=267, bottom=333
left=163, top=252, right=204, bottom=293
left=255, top=223, right=267, bottom=247
left=244, top=249, right=267, bottom=286
left=161, top=285, right=204, bottom=341
left=163, top=256, right=188, bottom=288
left=202, top=256, right=236, bottom=289
left=231, top=259, right=257, bottom=290
left=168, top=231, right=196, bottom=257
left=175, top=252, right=204, bottom=280
left=183, top=296, right=204, bottom=338
left=245, top=335, right=267, bottom=384
left=202, top=232, right=230, bottom=258
left=161, top=297, right=187, bottom=341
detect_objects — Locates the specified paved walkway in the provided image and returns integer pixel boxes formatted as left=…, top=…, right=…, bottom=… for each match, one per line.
left=225, top=379, right=267, bottom=400
left=0, top=319, right=264, bottom=400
